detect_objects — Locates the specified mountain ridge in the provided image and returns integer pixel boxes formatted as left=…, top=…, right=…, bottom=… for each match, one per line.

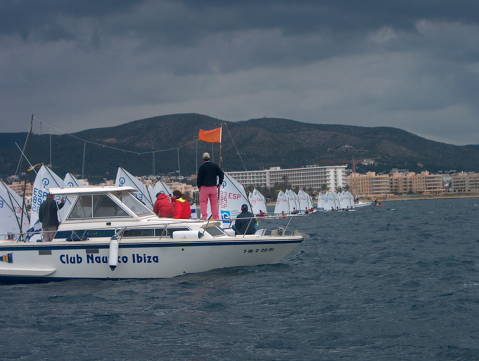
left=1, top=113, right=478, bottom=180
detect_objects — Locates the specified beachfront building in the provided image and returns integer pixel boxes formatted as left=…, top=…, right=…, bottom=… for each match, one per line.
left=390, top=171, right=444, bottom=194
left=347, top=172, right=391, bottom=196
left=449, top=172, right=479, bottom=193
left=227, top=165, right=347, bottom=192
left=347, top=171, right=446, bottom=197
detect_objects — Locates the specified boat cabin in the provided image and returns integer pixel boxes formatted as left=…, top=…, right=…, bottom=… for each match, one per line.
left=47, top=186, right=225, bottom=242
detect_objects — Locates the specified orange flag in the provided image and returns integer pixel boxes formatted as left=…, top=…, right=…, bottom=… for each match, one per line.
left=198, top=127, right=222, bottom=143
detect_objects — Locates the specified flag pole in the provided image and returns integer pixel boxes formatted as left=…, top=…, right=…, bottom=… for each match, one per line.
left=219, top=124, right=223, bottom=168
left=195, top=138, right=198, bottom=175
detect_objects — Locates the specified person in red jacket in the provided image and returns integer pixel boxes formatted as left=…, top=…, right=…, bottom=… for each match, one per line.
left=153, top=192, right=175, bottom=218
left=172, top=190, right=192, bottom=219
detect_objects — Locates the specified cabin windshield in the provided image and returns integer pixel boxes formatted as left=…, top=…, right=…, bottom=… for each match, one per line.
left=68, top=194, right=130, bottom=219
left=205, top=226, right=225, bottom=237
left=115, top=192, right=154, bottom=217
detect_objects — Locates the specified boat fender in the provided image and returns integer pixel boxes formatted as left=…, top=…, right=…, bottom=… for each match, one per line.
left=172, top=231, right=200, bottom=240
left=223, top=229, right=235, bottom=237
left=109, top=235, right=119, bottom=271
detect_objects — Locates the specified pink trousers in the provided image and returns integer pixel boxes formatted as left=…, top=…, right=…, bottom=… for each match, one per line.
left=199, top=186, right=219, bottom=219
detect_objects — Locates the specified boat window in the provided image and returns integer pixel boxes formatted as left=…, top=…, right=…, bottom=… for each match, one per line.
left=122, top=227, right=190, bottom=238
left=123, top=228, right=155, bottom=237
left=165, top=227, right=190, bottom=237
left=152, top=227, right=191, bottom=237
left=68, top=196, right=93, bottom=219
left=92, top=194, right=129, bottom=218
left=204, top=226, right=225, bottom=237
left=116, top=192, right=154, bottom=217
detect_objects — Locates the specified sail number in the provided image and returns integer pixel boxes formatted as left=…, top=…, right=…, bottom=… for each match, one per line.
left=31, top=188, right=48, bottom=213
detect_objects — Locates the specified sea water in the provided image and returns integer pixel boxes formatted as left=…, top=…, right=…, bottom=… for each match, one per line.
left=0, top=198, right=478, bottom=361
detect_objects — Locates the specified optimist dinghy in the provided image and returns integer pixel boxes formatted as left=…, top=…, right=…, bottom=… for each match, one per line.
left=0, top=186, right=303, bottom=280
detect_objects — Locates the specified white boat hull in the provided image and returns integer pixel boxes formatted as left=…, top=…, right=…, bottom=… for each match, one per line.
left=0, top=237, right=302, bottom=280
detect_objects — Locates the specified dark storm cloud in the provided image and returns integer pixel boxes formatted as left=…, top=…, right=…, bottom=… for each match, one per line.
left=0, top=0, right=478, bottom=144
left=3, top=0, right=479, bottom=41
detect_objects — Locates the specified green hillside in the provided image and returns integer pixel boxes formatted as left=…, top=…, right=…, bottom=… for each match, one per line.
left=1, top=113, right=478, bottom=181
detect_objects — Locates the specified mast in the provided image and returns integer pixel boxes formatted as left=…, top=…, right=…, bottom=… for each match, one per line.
left=15, top=114, right=33, bottom=175
left=15, top=117, right=34, bottom=240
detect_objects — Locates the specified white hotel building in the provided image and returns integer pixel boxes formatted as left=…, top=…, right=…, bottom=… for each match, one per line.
left=227, top=165, right=347, bottom=192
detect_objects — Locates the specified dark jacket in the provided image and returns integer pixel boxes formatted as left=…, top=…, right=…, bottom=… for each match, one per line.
left=39, top=198, right=64, bottom=227
left=197, top=161, right=224, bottom=187
left=234, top=211, right=257, bottom=235
left=153, top=193, right=175, bottom=218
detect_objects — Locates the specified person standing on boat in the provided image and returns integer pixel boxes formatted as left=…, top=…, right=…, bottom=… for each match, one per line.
left=153, top=192, right=175, bottom=218
left=197, top=152, right=224, bottom=220
left=172, top=190, right=192, bottom=219
left=38, top=193, right=65, bottom=242
left=232, top=204, right=257, bottom=235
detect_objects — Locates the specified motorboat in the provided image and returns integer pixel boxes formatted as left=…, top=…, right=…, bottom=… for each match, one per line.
left=0, top=186, right=303, bottom=280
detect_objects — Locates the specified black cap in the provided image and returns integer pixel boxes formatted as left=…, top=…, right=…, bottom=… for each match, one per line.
left=241, top=204, right=248, bottom=212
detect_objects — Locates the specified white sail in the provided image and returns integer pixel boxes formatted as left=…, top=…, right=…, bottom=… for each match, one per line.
left=306, top=193, right=313, bottom=209
left=61, top=173, right=82, bottom=220
left=274, top=191, right=289, bottom=215
left=151, top=179, right=172, bottom=198
left=317, top=193, right=328, bottom=210
left=328, top=192, right=340, bottom=210
left=256, top=189, right=267, bottom=214
left=323, top=192, right=335, bottom=211
left=339, top=191, right=349, bottom=209
left=216, top=173, right=251, bottom=224
left=63, top=173, right=80, bottom=188
left=249, top=188, right=267, bottom=215
left=285, top=189, right=298, bottom=213
left=298, top=190, right=309, bottom=211
left=115, top=167, right=154, bottom=209
left=29, top=165, right=65, bottom=240
left=293, top=191, right=301, bottom=211
left=147, top=184, right=156, bottom=205
left=0, top=181, right=29, bottom=238
left=345, top=191, right=355, bottom=208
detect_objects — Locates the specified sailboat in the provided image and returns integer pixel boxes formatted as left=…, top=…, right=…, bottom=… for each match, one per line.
left=27, top=165, right=67, bottom=241
left=248, top=188, right=267, bottom=216
left=148, top=178, right=172, bottom=200
left=273, top=191, right=289, bottom=215
left=205, top=173, right=251, bottom=225
left=115, top=167, right=155, bottom=209
left=297, top=190, right=309, bottom=212
left=0, top=181, right=29, bottom=240
left=285, top=190, right=299, bottom=214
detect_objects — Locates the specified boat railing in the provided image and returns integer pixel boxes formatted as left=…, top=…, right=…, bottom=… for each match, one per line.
left=220, top=214, right=299, bottom=237
left=0, top=214, right=302, bottom=242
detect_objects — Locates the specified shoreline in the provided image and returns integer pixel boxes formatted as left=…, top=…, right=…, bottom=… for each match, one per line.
left=265, top=193, right=479, bottom=206
left=365, top=193, right=479, bottom=202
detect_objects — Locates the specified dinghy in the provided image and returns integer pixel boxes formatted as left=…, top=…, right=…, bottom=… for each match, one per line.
left=249, top=189, right=267, bottom=216
left=274, top=191, right=289, bottom=215
left=0, top=181, right=29, bottom=240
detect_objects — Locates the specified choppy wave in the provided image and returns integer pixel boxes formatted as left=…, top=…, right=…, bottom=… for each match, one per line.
left=0, top=197, right=478, bottom=360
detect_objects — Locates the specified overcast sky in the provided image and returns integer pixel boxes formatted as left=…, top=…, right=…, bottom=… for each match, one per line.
left=1, top=0, right=478, bottom=144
